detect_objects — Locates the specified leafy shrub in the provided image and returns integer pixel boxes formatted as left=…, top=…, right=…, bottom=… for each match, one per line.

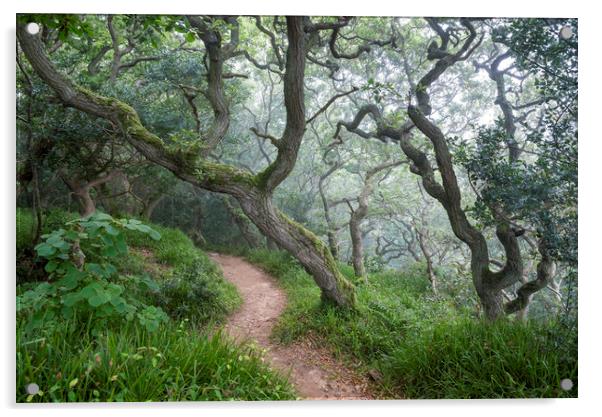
left=17, top=212, right=168, bottom=334
left=17, top=209, right=82, bottom=283
left=16, top=213, right=288, bottom=402
left=364, top=254, right=386, bottom=273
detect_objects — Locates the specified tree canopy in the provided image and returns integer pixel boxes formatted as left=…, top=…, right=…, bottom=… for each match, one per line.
left=17, top=15, right=577, bottom=321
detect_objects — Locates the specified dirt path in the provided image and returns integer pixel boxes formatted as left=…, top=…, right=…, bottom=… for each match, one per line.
left=208, top=253, right=374, bottom=400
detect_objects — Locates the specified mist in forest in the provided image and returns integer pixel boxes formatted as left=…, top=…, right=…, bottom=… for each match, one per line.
left=15, top=15, right=577, bottom=402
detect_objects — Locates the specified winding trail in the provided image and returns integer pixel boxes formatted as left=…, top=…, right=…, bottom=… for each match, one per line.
left=208, top=253, right=374, bottom=400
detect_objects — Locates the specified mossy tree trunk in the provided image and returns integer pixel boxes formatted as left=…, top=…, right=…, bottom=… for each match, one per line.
left=238, top=191, right=356, bottom=306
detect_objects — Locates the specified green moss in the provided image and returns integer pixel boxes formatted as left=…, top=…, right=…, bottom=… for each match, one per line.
left=194, top=161, right=258, bottom=188
left=76, top=86, right=199, bottom=168
left=254, top=163, right=277, bottom=190
left=75, top=86, right=270, bottom=191
left=278, top=212, right=357, bottom=308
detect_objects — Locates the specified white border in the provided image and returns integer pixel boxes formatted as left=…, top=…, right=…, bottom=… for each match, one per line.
left=2, top=1, right=598, bottom=416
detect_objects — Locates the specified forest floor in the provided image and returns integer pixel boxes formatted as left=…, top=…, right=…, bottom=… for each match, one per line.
left=208, top=252, right=374, bottom=400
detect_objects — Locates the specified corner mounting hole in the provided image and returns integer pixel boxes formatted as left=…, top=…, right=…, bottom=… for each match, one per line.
left=25, top=383, right=39, bottom=395
left=560, top=378, right=573, bottom=391
left=26, top=22, right=40, bottom=35
left=560, top=25, right=573, bottom=40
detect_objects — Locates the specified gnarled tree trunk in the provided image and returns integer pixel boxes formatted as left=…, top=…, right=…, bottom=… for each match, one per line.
left=60, top=169, right=121, bottom=217
left=336, top=19, right=527, bottom=319
left=238, top=190, right=355, bottom=306
left=348, top=160, right=402, bottom=281
left=223, top=196, right=262, bottom=248
left=318, top=161, right=343, bottom=260
left=17, top=17, right=357, bottom=308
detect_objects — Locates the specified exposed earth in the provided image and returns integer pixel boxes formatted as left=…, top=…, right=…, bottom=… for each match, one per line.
left=208, top=252, right=374, bottom=400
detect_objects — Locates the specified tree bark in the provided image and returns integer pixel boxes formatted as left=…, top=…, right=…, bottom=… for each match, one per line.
left=336, top=19, right=530, bottom=319
left=60, top=169, right=121, bottom=217
left=416, top=228, right=438, bottom=295
left=141, top=193, right=165, bottom=220
left=349, top=209, right=366, bottom=280
left=223, top=197, right=262, bottom=248
left=348, top=160, right=402, bottom=281
left=318, top=162, right=342, bottom=260
left=237, top=190, right=355, bottom=306
left=266, top=238, right=280, bottom=251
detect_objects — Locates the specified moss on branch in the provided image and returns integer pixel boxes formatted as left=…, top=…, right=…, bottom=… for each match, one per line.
left=279, top=213, right=357, bottom=308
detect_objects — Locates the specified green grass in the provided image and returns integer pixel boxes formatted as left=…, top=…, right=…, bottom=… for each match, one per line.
left=17, top=319, right=295, bottom=402
left=245, top=249, right=578, bottom=399
left=383, top=317, right=577, bottom=398
left=120, top=222, right=242, bottom=326
left=16, top=209, right=294, bottom=402
left=122, top=223, right=206, bottom=267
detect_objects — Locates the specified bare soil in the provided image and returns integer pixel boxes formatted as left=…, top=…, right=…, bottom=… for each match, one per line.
left=208, top=252, right=374, bottom=400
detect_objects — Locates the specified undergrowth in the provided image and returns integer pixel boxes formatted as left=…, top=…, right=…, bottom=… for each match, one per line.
left=16, top=209, right=294, bottom=402
left=246, top=249, right=578, bottom=399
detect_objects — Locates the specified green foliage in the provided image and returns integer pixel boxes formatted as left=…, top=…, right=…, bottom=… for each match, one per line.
left=152, top=258, right=241, bottom=323
left=16, top=208, right=78, bottom=255
left=363, top=78, right=404, bottom=106
left=383, top=318, right=577, bottom=398
left=42, top=209, right=79, bottom=234
left=16, top=207, right=35, bottom=254
left=246, top=249, right=577, bottom=398
left=16, top=320, right=296, bottom=402
left=18, top=14, right=94, bottom=42
left=18, top=212, right=167, bottom=334
left=16, top=212, right=285, bottom=402
left=495, top=18, right=577, bottom=109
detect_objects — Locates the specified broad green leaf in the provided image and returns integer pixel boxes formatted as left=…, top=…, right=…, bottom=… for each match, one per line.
left=45, top=261, right=59, bottom=273
left=62, top=292, right=82, bottom=307
left=104, top=224, right=120, bottom=236
left=35, top=243, right=55, bottom=258
left=148, top=229, right=161, bottom=240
